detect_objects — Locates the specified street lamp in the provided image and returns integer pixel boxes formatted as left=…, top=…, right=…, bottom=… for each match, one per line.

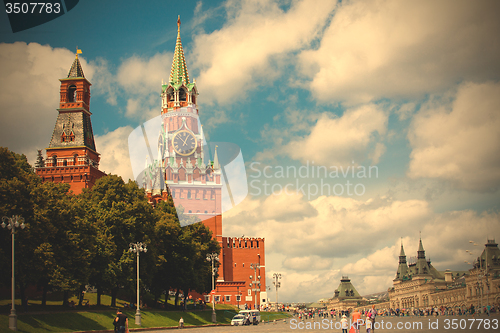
left=2, top=215, right=25, bottom=331
left=129, top=242, right=147, bottom=326
left=273, top=273, right=281, bottom=312
left=249, top=263, right=261, bottom=311
left=237, top=285, right=240, bottom=310
left=206, top=253, right=219, bottom=323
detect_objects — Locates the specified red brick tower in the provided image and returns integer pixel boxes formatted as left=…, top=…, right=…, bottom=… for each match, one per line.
left=35, top=51, right=106, bottom=194
left=144, top=17, right=267, bottom=309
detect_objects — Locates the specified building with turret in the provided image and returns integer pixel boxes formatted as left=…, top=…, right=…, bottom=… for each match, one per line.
left=389, top=238, right=500, bottom=310
left=35, top=51, right=106, bottom=194
left=141, top=17, right=266, bottom=309
left=328, top=276, right=366, bottom=311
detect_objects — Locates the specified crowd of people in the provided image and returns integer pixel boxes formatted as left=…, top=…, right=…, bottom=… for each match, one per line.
left=362, top=303, right=498, bottom=317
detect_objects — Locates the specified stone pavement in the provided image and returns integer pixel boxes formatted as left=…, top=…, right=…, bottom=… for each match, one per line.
left=143, top=314, right=500, bottom=333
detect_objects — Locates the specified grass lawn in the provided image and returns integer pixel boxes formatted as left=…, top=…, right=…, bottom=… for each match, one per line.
left=0, top=309, right=238, bottom=333
left=0, top=294, right=292, bottom=332
left=261, top=312, right=293, bottom=322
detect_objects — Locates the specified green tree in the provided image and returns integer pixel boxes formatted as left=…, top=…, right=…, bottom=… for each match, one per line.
left=29, top=182, right=94, bottom=306
left=81, top=175, right=157, bottom=307
left=0, top=148, right=92, bottom=307
left=151, top=198, right=220, bottom=309
left=0, top=147, right=39, bottom=308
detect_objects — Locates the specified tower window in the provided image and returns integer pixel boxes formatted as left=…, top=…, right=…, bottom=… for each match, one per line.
left=68, top=85, right=77, bottom=102
left=179, top=88, right=186, bottom=101
left=187, top=191, right=191, bottom=199
left=167, top=88, right=174, bottom=102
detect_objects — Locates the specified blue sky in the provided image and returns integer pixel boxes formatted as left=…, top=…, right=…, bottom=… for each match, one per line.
left=1, top=0, right=500, bottom=302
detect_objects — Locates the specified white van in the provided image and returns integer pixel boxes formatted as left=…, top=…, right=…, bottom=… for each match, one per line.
left=238, top=310, right=261, bottom=325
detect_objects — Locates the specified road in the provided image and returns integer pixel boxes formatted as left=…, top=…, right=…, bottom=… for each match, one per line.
left=145, top=314, right=500, bottom=332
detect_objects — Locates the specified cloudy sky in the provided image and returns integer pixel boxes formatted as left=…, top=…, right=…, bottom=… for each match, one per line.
left=1, top=0, right=500, bottom=302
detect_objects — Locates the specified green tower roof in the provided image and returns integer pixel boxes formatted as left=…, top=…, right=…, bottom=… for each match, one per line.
left=332, top=276, right=362, bottom=300
left=169, top=16, right=190, bottom=89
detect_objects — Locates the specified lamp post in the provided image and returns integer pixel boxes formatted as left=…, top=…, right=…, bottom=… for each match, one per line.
left=2, top=215, right=25, bottom=331
left=206, top=253, right=219, bottom=323
left=129, top=242, right=147, bottom=326
left=249, top=263, right=261, bottom=311
left=273, top=273, right=281, bottom=312
left=237, top=285, right=240, bottom=310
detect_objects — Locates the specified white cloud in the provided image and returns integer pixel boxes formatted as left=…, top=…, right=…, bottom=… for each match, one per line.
left=223, top=193, right=500, bottom=301
left=0, top=42, right=98, bottom=164
left=117, top=52, right=172, bottom=96
left=298, top=0, right=500, bottom=104
left=408, top=82, right=500, bottom=192
left=191, top=0, right=336, bottom=104
left=284, top=104, right=387, bottom=166
left=116, top=52, right=173, bottom=121
left=283, top=256, right=333, bottom=271
left=95, top=126, right=135, bottom=181
left=395, top=102, right=416, bottom=121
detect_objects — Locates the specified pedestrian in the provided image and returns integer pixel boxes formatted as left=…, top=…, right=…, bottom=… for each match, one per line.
left=179, top=317, right=184, bottom=328
left=341, top=314, right=348, bottom=333
left=113, top=309, right=128, bottom=333
left=368, top=305, right=376, bottom=333
left=366, top=313, right=372, bottom=333
left=352, top=308, right=361, bottom=333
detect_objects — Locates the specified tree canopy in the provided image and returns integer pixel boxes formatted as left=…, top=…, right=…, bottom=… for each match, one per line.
left=0, top=147, right=220, bottom=307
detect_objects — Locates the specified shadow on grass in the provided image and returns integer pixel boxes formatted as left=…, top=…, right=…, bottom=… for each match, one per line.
left=0, top=309, right=237, bottom=333
left=0, top=312, right=114, bottom=333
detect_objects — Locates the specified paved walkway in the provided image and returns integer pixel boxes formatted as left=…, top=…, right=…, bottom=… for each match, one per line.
left=142, top=314, right=500, bottom=333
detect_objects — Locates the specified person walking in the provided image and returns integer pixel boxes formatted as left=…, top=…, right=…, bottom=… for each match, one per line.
left=368, top=305, right=376, bottom=333
left=113, top=309, right=128, bottom=333
left=366, top=313, right=372, bottom=333
left=352, top=308, right=361, bottom=333
left=179, top=317, right=184, bottom=328
left=341, top=314, right=348, bottom=333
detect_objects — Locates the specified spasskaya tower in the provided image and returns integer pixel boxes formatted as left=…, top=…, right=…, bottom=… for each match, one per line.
left=141, top=17, right=267, bottom=309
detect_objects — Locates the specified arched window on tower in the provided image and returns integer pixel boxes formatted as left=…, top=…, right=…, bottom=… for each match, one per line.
left=68, top=85, right=77, bottom=102
left=167, top=87, right=174, bottom=103
left=179, top=88, right=186, bottom=101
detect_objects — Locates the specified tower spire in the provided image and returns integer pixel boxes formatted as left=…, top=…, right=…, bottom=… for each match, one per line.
left=67, top=48, right=85, bottom=78
left=169, top=15, right=189, bottom=87
left=213, top=145, right=220, bottom=170
left=399, top=238, right=406, bottom=257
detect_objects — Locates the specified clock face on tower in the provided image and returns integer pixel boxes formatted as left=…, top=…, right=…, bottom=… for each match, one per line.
left=172, top=130, right=197, bottom=156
